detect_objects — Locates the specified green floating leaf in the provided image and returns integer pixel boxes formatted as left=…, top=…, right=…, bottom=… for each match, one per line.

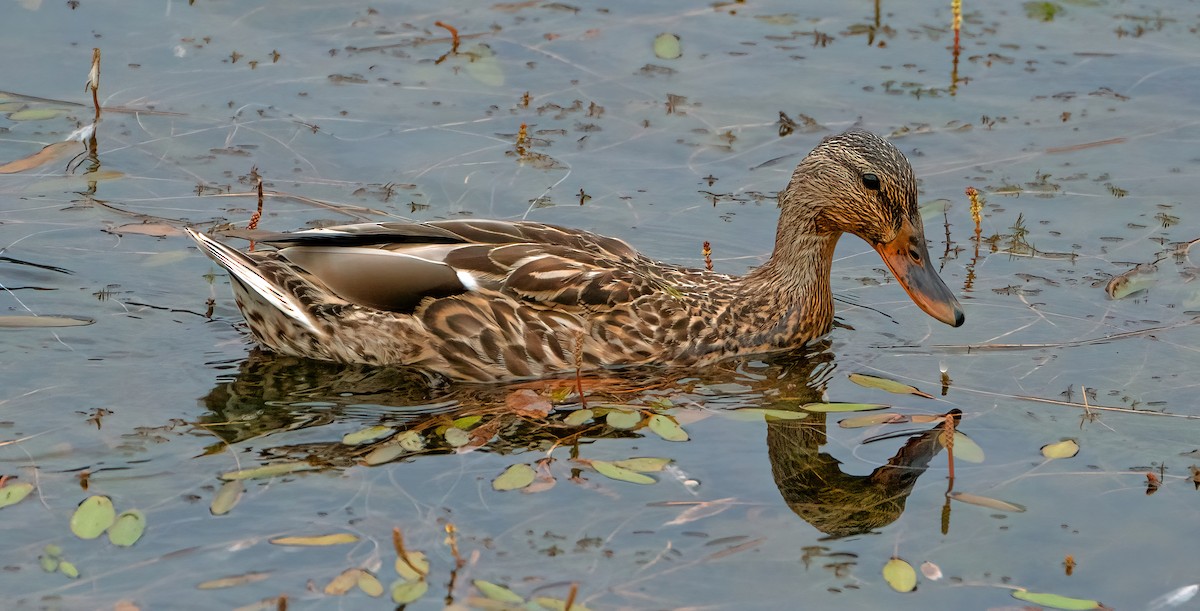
left=463, top=44, right=504, bottom=87
left=493, top=463, right=536, bottom=491
left=269, top=533, right=359, bottom=546
left=362, top=442, right=408, bottom=466
left=605, top=409, right=642, bottom=430
left=196, top=571, right=272, bottom=589
left=219, top=461, right=316, bottom=481
left=70, top=495, right=116, bottom=540
left=107, top=509, right=146, bottom=547
left=801, top=402, right=888, bottom=413
left=1023, top=1, right=1063, bottom=21
left=444, top=427, right=471, bottom=447
left=591, top=460, right=655, bottom=485
left=0, top=481, right=34, bottom=509
left=391, top=578, right=428, bottom=604
left=395, top=551, right=429, bottom=581
left=534, top=596, right=592, bottom=611
left=838, top=413, right=909, bottom=428
left=647, top=414, right=688, bottom=441
left=39, top=553, right=59, bottom=573
left=653, top=33, right=682, bottom=59
left=563, top=409, right=593, bottom=426
left=883, top=557, right=917, bottom=593
left=848, top=373, right=933, bottom=398
left=1012, top=589, right=1103, bottom=610
left=453, top=415, right=483, bottom=429
left=1042, top=439, right=1080, bottom=459
left=612, top=457, right=671, bottom=473
left=58, top=560, right=79, bottom=579
left=950, top=431, right=985, bottom=463
left=474, top=579, right=525, bottom=604
left=8, top=108, right=67, bottom=121
left=210, top=480, right=243, bottom=516
left=357, top=570, right=384, bottom=597
left=949, top=491, right=1026, bottom=513
left=342, top=425, right=395, bottom=446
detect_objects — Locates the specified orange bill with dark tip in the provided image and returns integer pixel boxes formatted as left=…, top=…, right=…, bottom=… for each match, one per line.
left=872, top=220, right=965, bottom=327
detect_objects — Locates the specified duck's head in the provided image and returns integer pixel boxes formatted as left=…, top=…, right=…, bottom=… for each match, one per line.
left=782, top=129, right=965, bottom=328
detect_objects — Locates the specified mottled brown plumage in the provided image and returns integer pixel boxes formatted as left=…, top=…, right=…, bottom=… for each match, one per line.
left=187, top=129, right=964, bottom=382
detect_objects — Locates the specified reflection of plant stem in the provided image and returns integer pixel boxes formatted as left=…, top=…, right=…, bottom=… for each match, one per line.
left=950, top=0, right=962, bottom=95
left=392, top=527, right=427, bottom=577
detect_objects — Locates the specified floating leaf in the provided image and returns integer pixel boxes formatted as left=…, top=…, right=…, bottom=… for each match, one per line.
left=342, top=425, right=395, bottom=446
left=0, top=141, right=78, bottom=174
left=474, top=579, right=525, bottom=604
left=493, top=463, right=536, bottom=491
left=463, top=44, right=504, bottom=87
left=269, top=533, right=359, bottom=546
left=357, top=570, right=384, bottom=597
left=591, top=460, right=655, bottom=485
left=196, top=571, right=272, bottom=589
left=39, top=553, right=59, bottom=573
left=219, top=462, right=316, bottom=481
left=839, top=413, right=910, bottom=428
left=848, top=373, right=933, bottom=398
left=1042, top=439, right=1080, bottom=459
left=605, top=409, right=641, bottom=429
left=739, top=408, right=810, bottom=420
left=396, top=430, right=425, bottom=452
left=58, top=560, right=79, bottom=579
left=453, top=415, right=483, bottom=429
left=70, top=495, right=116, bottom=540
left=0, top=315, right=94, bottom=328
left=107, top=510, right=146, bottom=547
left=950, top=432, right=985, bottom=463
left=801, top=402, right=888, bottom=413
left=210, top=480, right=243, bottom=515
left=0, top=481, right=34, bottom=508
left=563, top=409, right=593, bottom=426
left=1023, top=1, right=1063, bottom=21
left=653, top=33, right=682, bottom=59
left=920, top=561, right=942, bottom=581
left=107, top=222, right=181, bottom=238
left=613, top=457, right=671, bottom=472
left=506, top=389, right=553, bottom=417
left=949, top=491, right=1026, bottom=513
left=325, top=568, right=361, bottom=595
left=395, top=551, right=429, bottom=581
left=1012, top=589, right=1103, bottom=610
left=391, top=579, right=429, bottom=604
left=444, top=427, right=471, bottom=447
left=362, top=442, right=408, bottom=466
left=533, top=597, right=592, bottom=611
left=647, top=414, right=688, bottom=441
left=883, top=557, right=917, bottom=593
left=8, top=108, right=68, bottom=121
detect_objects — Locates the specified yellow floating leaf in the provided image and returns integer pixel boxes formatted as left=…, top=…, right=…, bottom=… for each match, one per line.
left=391, top=578, right=428, bottom=604
left=493, top=463, right=536, bottom=491
left=219, top=461, right=316, bottom=481
left=341, top=425, right=395, bottom=446
left=604, top=409, right=641, bottom=430
left=563, top=409, right=593, bottom=426
left=395, top=551, right=429, bottom=581
left=8, top=108, right=68, bottom=121
left=325, top=568, right=362, bottom=595
left=590, top=460, right=655, bottom=485
left=737, top=408, right=810, bottom=420
left=949, top=491, right=1026, bottom=513
left=950, top=432, right=985, bottom=463
left=612, top=457, right=671, bottom=473
left=653, top=33, right=682, bottom=59
left=463, top=44, right=504, bottom=87
left=196, top=571, right=272, bottom=589
left=883, top=557, right=917, bottom=593
left=58, top=560, right=79, bottom=579
left=362, top=442, right=407, bottom=466
left=647, top=414, right=688, bottom=441
left=107, top=509, right=146, bottom=547
left=453, top=415, right=482, bottom=429
left=848, top=373, right=934, bottom=398
left=1042, top=439, right=1080, bottom=459
left=70, top=495, right=116, bottom=540
left=40, top=553, right=59, bottom=572
left=533, top=596, right=592, bottom=611
left=0, top=141, right=77, bottom=174
left=444, top=427, right=471, bottom=447
left=1011, top=589, right=1103, bottom=610
left=396, top=430, right=425, bottom=452
left=269, top=533, right=359, bottom=546
left=838, top=413, right=910, bottom=428
left=0, top=481, right=34, bottom=508
left=801, top=402, right=888, bottom=413
left=473, top=579, right=525, bottom=604
left=0, top=315, right=93, bottom=328
left=210, top=480, right=243, bottom=516
left=357, top=570, right=384, bottom=597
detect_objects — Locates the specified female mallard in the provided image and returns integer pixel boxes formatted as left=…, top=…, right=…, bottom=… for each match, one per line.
left=188, top=129, right=964, bottom=382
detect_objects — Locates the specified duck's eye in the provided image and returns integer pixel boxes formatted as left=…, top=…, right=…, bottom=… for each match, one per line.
left=862, top=173, right=881, bottom=191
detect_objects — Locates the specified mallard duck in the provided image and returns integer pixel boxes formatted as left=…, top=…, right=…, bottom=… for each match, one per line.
left=187, top=129, right=964, bottom=382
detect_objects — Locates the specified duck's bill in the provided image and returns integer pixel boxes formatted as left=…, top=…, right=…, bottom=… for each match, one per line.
left=873, top=222, right=965, bottom=327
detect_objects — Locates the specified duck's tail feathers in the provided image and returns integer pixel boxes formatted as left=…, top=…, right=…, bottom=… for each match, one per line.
left=185, top=228, right=321, bottom=335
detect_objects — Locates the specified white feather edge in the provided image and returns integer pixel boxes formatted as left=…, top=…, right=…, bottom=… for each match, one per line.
left=185, top=228, right=322, bottom=335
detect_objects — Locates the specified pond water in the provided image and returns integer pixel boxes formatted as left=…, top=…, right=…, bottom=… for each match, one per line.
left=2, top=0, right=1199, bottom=609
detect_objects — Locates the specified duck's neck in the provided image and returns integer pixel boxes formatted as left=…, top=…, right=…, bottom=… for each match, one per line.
left=733, top=228, right=841, bottom=350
